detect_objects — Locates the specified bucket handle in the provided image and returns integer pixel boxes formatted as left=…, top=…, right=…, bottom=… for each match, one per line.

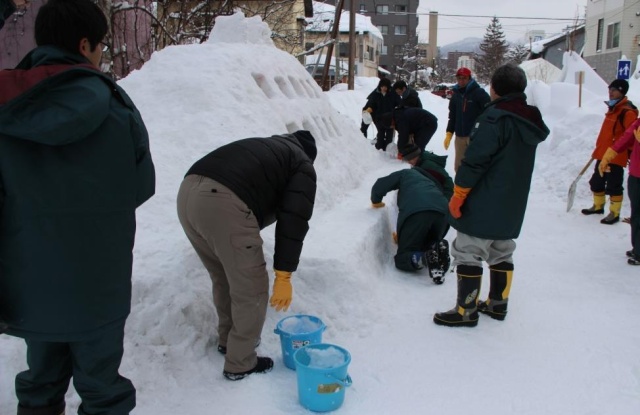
left=325, top=373, right=352, bottom=388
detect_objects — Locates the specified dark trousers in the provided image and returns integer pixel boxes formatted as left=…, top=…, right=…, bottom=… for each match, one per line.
left=629, top=175, right=640, bottom=256
left=414, top=123, right=438, bottom=151
left=360, top=121, right=369, bottom=138
left=16, top=320, right=135, bottom=415
left=395, top=211, right=448, bottom=272
left=374, top=122, right=394, bottom=151
left=589, top=162, right=624, bottom=196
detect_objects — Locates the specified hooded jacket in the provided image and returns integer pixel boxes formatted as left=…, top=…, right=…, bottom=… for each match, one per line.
left=0, top=46, right=156, bottom=340
left=371, top=167, right=449, bottom=233
left=186, top=132, right=317, bottom=272
left=592, top=97, right=638, bottom=167
left=449, top=93, right=549, bottom=240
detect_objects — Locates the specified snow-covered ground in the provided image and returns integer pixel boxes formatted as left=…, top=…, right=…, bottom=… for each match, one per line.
left=1, top=13, right=639, bottom=415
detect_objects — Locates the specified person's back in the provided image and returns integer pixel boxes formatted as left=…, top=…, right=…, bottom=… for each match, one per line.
left=178, top=131, right=317, bottom=380
left=393, top=106, right=438, bottom=152
left=0, top=1, right=155, bottom=413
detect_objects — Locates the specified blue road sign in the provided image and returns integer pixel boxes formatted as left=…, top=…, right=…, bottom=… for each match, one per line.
left=617, top=60, right=631, bottom=80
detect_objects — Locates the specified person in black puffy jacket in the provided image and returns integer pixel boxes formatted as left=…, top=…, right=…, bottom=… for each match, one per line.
left=177, top=130, right=317, bottom=381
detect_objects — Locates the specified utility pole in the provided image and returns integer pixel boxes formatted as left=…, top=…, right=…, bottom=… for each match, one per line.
left=348, top=0, right=355, bottom=90
left=321, top=0, right=345, bottom=91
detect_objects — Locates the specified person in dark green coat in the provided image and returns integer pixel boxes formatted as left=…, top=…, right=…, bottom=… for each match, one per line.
left=371, top=145, right=451, bottom=283
left=433, top=63, right=549, bottom=328
left=0, top=1, right=155, bottom=414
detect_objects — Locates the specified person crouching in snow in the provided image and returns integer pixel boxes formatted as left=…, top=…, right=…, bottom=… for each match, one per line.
left=582, top=79, right=637, bottom=224
left=598, top=120, right=640, bottom=265
left=392, top=105, right=438, bottom=153
left=370, top=144, right=451, bottom=284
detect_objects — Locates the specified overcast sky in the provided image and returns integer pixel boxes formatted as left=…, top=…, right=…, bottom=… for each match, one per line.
left=417, top=0, right=587, bottom=46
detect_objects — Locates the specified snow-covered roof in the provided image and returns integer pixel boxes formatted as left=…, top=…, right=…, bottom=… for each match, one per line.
left=529, top=24, right=585, bottom=53
left=305, top=1, right=382, bottom=40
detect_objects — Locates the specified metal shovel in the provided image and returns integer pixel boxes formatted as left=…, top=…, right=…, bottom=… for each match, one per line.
left=567, top=158, right=594, bottom=212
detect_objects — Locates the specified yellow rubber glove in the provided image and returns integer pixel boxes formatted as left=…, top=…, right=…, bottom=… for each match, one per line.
left=270, top=270, right=292, bottom=312
left=598, top=148, right=617, bottom=177
left=634, top=126, right=640, bottom=143
left=371, top=202, right=385, bottom=208
left=444, top=132, right=453, bottom=150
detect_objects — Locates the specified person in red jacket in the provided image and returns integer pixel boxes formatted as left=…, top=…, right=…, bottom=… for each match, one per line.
left=582, top=79, right=638, bottom=224
left=599, top=118, right=640, bottom=265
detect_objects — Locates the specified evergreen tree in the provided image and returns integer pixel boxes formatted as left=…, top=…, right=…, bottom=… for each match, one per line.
left=506, top=43, right=530, bottom=65
left=475, top=16, right=508, bottom=83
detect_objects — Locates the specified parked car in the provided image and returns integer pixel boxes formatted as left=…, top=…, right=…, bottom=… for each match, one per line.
left=431, top=84, right=453, bottom=99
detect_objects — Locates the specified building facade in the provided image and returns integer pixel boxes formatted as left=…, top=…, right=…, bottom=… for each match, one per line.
left=584, top=0, right=640, bottom=81
left=342, top=0, right=419, bottom=77
left=305, top=1, right=383, bottom=83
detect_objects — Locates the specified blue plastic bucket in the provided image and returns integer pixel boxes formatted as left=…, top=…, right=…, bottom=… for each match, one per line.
left=294, top=343, right=352, bottom=412
left=274, top=315, right=326, bottom=370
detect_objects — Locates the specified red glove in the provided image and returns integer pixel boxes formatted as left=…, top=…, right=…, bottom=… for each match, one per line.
left=449, top=186, right=471, bottom=219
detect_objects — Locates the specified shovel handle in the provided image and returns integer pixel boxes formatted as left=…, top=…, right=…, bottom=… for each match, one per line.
left=577, top=158, right=595, bottom=177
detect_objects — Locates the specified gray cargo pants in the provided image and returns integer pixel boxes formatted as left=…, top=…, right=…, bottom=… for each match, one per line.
left=177, top=175, right=268, bottom=373
left=451, top=232, right=516, bottom=267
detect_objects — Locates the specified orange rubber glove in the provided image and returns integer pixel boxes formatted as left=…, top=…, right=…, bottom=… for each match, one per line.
left=598, top=148, right=617, bottom=177
left=371, top=202, right=385, bottom=208
left=365, top=107, right=373, bottom=113
left=270, top=270, right=292, bottom=312
left=444, top=132, right=453, bottom=150
left=392, top=232, right=398, bottom=244
left=449, top=186, right=471, bottom=219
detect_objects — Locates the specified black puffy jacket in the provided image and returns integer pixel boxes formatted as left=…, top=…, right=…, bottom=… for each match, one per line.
left=187, top=133, right=317, bottom=271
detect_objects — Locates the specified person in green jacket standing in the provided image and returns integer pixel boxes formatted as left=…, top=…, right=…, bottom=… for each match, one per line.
left=371, top=145, right=451, bottom=284
left=0, top=1, right=155, bottom=414
left=433, top=64, right=549, bottom=328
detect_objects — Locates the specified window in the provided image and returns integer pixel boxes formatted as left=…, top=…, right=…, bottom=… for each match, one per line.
left=596, top=18, right=603, bottom=51
left=393, top=45, right=403, bottom=56
left=376, top=5, right=388, bottom=15
left=378, top=25, right=388, bottom=35
left=359, top=3, right=366, bottom=12
left=339, top=42, right=348, bottom=57
left=381, top=45, right=388, bottom=55
left=305, top=42, right=314, bottom=51
left=417, top=49, right=427, bottom=58
left=606, top=22, right=620, bottom=49
left=395, top=5, right=407, bottom=14
left=394, top=25, right=407, bottom=35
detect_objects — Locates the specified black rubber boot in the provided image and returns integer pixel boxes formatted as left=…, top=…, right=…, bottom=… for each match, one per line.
left=478, top=262, right=513, bottom=321
left=433, top=265, right=482, bottom=327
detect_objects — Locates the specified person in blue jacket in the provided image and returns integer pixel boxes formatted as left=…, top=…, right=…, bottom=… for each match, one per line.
left=0, top=1, right=155, bottom=413
left=443, top=67, right=490, bottom=172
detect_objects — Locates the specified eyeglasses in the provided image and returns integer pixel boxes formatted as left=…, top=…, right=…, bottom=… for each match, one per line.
left=100, top=41, right=110, bottom=53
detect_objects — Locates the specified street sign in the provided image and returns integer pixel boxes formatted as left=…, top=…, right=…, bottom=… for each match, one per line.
left=617, top=59, right=631, bottom=80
